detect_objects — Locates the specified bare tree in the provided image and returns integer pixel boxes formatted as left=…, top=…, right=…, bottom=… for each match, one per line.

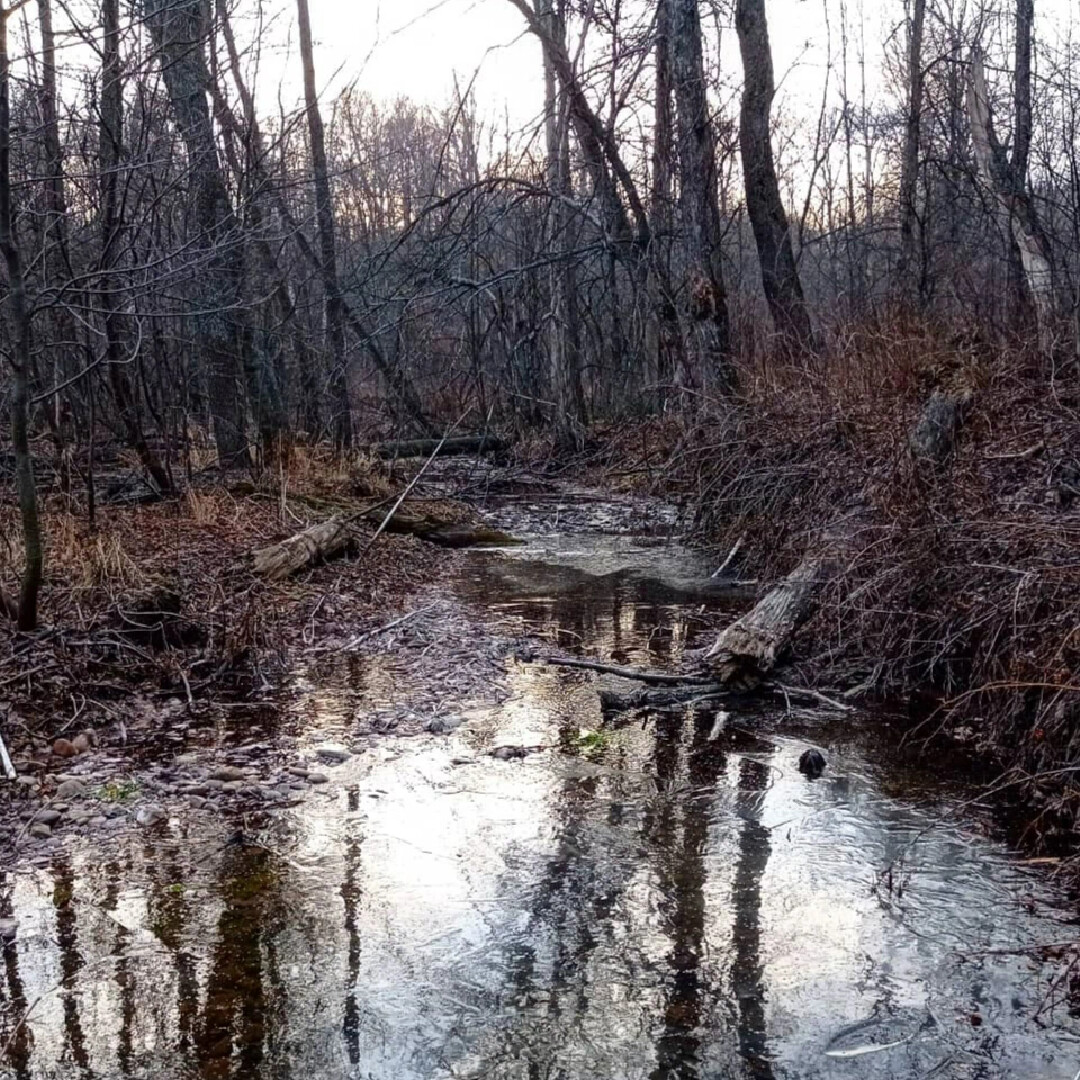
left=735, top=0, right=815, bottom=352
left=538, top=0, right=585, bottom=446
left=145, top=0, right=247, bottom=464
left=1, top=0, right=42, bottom=629
left=896, top=0, right=926, bottom=305
left=966, top=0, right=1054, bottom=351
left=668, top=0, right=733, bottom=387
left=296, top=0, right=352, bottom=449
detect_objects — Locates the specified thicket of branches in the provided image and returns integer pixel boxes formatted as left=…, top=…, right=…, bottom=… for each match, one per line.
left=0, top=0, right=1077, bottom=630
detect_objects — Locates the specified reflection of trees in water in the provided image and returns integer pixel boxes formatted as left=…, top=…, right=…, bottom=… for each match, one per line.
left=103, top=859, right=136, bottom=1074
left=730, top=757, right=774, bottom=1080
left=196, top=844, right=287, bottom=1080
left=51, top=854, right=90, bottom=1073
left=342, top=788, right=363, bottom=1067
left=0, top=871, right=31, bottom=1080
left=647, top=710, right=728, bottom=1080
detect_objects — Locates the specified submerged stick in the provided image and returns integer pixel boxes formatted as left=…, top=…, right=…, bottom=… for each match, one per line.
left=543, top=655, right=713, bottom=686
left=0, top=726, right=16, bottom=780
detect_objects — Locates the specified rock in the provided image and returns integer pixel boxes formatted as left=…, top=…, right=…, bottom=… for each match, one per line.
left=188, top=796, right=207, bottom=810
left=208, top=766, right=246, bottom=782
left=287, top=765, right=309, bottom=778
left=53, top=738, right=78, bottom=759
left=307, top=772, right=329, bottom=785
left=89, top=816, right=108, bottom=828
left=798, top=748, right=827, bottom=779
left=491, top=745, right=537, bottom=760
left=34, top=809, right=63, bottom=826
left=176, top=753, right=199, bottom=767
left=56, top=779, right=86, bottom=800
left=29, top=823, right=53, bottom=839
left=428, top=716, right=466, bottom=735
left=135, top=804, right=166, bottom=827
left=221, top=781, right=245, bottom=794
left=0, top=918, right=16, bottom=942
left=315, top=744, right=350, bottom=764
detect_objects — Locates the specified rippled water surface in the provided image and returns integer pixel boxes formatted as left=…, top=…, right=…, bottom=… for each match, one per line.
left=2, top=499, right=1080, bottom=1079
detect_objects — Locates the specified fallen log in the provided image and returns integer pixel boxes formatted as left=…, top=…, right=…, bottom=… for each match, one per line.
left=252, top=509, right=520, bottom=580
left=705, top=554, right=834, bottom=689
left=371, top=435, right=508, bottom=460
left=252, top=516, right=355, bottom=581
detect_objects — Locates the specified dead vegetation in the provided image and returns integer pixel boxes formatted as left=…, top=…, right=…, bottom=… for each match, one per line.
left=559, top=326, right=1080, bottom=851
left=0, top=450, right=465, bottom=758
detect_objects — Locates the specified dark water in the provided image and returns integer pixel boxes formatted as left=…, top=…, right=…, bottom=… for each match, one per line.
left=3, top=511, right=1080, bottom=1079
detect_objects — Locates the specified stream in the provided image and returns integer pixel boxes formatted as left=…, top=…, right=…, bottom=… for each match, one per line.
left=2, top=492, right=1080, bottom=1079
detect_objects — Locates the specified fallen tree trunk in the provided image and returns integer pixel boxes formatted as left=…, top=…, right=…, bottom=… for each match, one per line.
left=252, top=516, right=354, bottom=581
left=371, top=435, right=508, bottom=460
left=705, top=554, right=834, bottom=689
left=252, top=509, right=520, bottom=580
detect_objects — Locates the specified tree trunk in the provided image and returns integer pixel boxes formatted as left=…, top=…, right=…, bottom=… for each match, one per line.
left=144, top=0, right=247, bottom=465
left=966, top=46, right=1055, bottom=353
left=101, top=0, right=172, bottom=493
left=705, top=554, right=833, bottom=688
left=539, top=0, right=585, bottom=447
left=0, top=3, right=43, bottom=630
left=896, top=0, right=926, bottom=305
left=296, top=0, right=352, bottom=450
left=668, top=0, right=734, bottom=388
left=735, top=0, right=815, bottom=353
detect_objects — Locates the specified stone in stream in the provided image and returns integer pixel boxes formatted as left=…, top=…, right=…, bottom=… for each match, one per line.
left=56, top=779, right=86, bottom=800
left=315, top=744, right=351, bottom=764
left=135, top=804, right=166, bottom=827
left=798, top=748, right=827, bottom=779
left=428, top=716, right=466, bottom=735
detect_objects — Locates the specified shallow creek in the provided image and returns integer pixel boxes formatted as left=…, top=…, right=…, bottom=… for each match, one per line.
left=2, top=495, right=1080, bottom=1079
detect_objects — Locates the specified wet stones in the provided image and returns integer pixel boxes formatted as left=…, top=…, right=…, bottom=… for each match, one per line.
left=798, top=748, right=827, bottom=779
left=428, top=715, right=466, bottom=735
left=315, top=743, right=351, bottom=764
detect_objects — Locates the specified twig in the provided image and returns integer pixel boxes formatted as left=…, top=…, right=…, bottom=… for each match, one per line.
left=542, top=655, right=713, bottom=686
left=712, top=533, right=745, bottom=578
left=765, top=681, right=855, bottom=712
left=313, top=605, right=436, bottom=655
left=362, top=416, right=466, bottom=555
left=0, top=724, right=15, bottom=780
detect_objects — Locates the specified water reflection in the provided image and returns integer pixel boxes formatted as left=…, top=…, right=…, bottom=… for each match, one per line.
left=3, top=535, right=1080, bottom=1079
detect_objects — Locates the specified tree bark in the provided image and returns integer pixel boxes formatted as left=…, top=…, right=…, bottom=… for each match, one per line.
left=144, top=0, right=247, bottom=465
left=735, top=0, right=815, bottom=353
left=668, top=0, right=734, bottom=387
left=705, top=554, right=833, bottom=688
left=296, top=0, right=352, bottom=450
left=966, top=45, right=1055, bottom=353
left=896, top=0, right=926, bottom=305
left=101, top=0, right=172, bottom=493
left=539, top=0, right=585, bottom=447
left=0, top=3, right=43, bottom=629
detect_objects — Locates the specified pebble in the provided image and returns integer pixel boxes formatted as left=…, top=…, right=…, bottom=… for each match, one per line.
left=428, top=715, right=466, bottom=735
left=307, top=772, right=329, bottom=785
left=315, top=744, right=350, bottom=764
left=136, top=805, right=166, bottom=826
left=208, top=767, right=246, bottom=782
